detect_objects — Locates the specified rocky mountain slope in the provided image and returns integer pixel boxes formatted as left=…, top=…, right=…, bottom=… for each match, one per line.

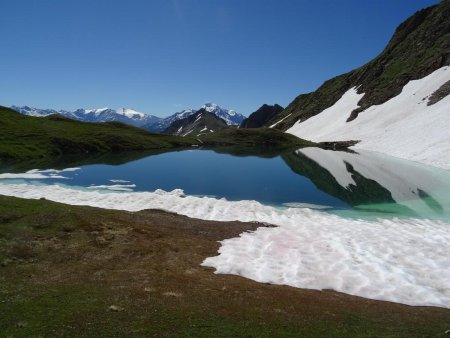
left=240, top=104, right=284, bottom=128
left=267, top=1, right=450, bottom=169
left=163, top=109, right=228, bottom=136
left=143, top=103, right=245, bottom=132
left=143, top=109, right=196, bottom=133
left=268, top=2, right=449, bottom=130
left=201, top=102, right=244, bottom=125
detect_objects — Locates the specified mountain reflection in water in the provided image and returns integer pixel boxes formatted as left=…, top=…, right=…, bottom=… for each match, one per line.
left=284, top=147, right=449, bottom=219
left=1, top=147, right=449, bottom=220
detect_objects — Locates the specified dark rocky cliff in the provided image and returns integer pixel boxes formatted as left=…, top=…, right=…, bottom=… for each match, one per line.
left=240, top=104, right=284, bottom=128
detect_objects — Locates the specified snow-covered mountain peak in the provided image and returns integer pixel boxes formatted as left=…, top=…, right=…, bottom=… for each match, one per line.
left=83, top=107, right=109, bottom=116
left=176, top=109, right=196, bottom=119
left=10, top=105, right=58, bottom=117
left=116, top=108, right=146, bottom=119
left=200, top=103, right=244, bottom=126
left=11, top=105, right=161, bottom=128
left=202, top=102, right=220, bottom=112
left=12, top=102, right=246, bottom=131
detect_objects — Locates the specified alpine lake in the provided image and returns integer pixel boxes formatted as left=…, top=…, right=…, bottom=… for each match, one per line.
left=1, top=147, right=450, bottom=221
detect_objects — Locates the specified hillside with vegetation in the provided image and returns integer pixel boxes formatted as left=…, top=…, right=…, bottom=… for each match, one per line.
left=269, top=1, right=450, bottom=129
left=0, top=106, right=319, bottom=167
left=0, top=106, right=196, bottom=164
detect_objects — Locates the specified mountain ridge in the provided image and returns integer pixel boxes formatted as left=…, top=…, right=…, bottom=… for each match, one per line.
left=240, top=104, right=284, bottom=128
left=268, top=1, right=450, bottom=130
left=163, top=109, right=229, bottom=136
left=12, top=102, right=245, bottom=133
left=11, top=105, right=161, bottom=128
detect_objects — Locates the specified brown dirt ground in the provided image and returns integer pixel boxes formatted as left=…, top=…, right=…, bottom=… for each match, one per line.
left=0, top=198, right=449, bottom=337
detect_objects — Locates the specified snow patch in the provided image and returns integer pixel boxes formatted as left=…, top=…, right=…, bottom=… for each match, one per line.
left=0, top=168, right=80, bottom=180
left=282, top=202, right=332, bottom=209
left=287, top=66, right=450, bottom=170
left=88, top=184, right=136, bottom=192
left=0, top=183, right=449, bottom=308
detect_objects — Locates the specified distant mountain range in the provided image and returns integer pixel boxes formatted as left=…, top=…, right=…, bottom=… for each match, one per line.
left=11, top=103, right=245, bottom=133
left=11, top=106, right=160, bottom=128
left=143, top=109, right=195, bottom=133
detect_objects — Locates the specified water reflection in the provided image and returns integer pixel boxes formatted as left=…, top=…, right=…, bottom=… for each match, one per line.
left=1, top=147, right=449, bottom=219
left=283, top=147, right=450, bottom=218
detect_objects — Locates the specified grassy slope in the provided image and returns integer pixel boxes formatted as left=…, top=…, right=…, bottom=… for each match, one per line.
left=0, top=106, right=196, bottom=162
left=198, top=128, right=315, bottom=148
left=0, top=107, right=318, bottom=166
left=1, top=195, right=449, bottom=337
left=270, top=1, right=450, bottom=129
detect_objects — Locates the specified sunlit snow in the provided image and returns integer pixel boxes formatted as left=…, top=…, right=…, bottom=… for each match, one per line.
left=286, top=66, right=450, bottom=170
left=0, top=182, right=449, bottom=308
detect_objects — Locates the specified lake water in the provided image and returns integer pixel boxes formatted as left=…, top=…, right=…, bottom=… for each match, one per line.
left=1, top=147, right=450, bottom=220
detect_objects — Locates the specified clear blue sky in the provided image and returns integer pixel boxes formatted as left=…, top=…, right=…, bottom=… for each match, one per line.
left=0, top=0, right=439, bottom=117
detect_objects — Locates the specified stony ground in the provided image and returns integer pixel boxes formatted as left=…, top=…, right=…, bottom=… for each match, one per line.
left=0, top=196, right=449, bottom=337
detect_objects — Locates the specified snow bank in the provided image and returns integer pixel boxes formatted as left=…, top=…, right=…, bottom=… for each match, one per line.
left=0, top=182, right=449, bottom=308
left=88, top=184, right=136, bottom=192
left=286, top=66, right=450, bottom=170
left=0, top=168, right=79, bottom=180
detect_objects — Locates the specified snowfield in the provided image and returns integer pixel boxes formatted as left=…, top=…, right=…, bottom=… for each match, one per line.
left=0, top=182, right=449, bottom=308
left=286, top=66, right=450, bottom=170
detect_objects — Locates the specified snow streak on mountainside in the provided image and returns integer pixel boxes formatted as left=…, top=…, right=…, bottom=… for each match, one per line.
left=144, top=103, right=245, bottom=132
left=240, top=104, right=284, bottom=128
left=163, top=109, right=228, bottom=136
left=286, top=66, right=450, bottom=170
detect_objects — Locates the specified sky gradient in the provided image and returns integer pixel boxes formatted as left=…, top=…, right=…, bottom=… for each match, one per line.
left=0, top=0, right=439, bottom=117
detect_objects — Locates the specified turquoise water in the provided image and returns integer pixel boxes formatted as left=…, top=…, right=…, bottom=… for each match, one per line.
left=2, top=148, right=450, bottom=220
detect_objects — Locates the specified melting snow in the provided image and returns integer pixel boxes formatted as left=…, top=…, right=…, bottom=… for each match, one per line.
left=0, top=168, right=80, bottom=180
left=287, top=66, right=450, bottom=170
left=88, top=184, right=136, bottom=192
left=0, top=182, right=449, bottom=308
